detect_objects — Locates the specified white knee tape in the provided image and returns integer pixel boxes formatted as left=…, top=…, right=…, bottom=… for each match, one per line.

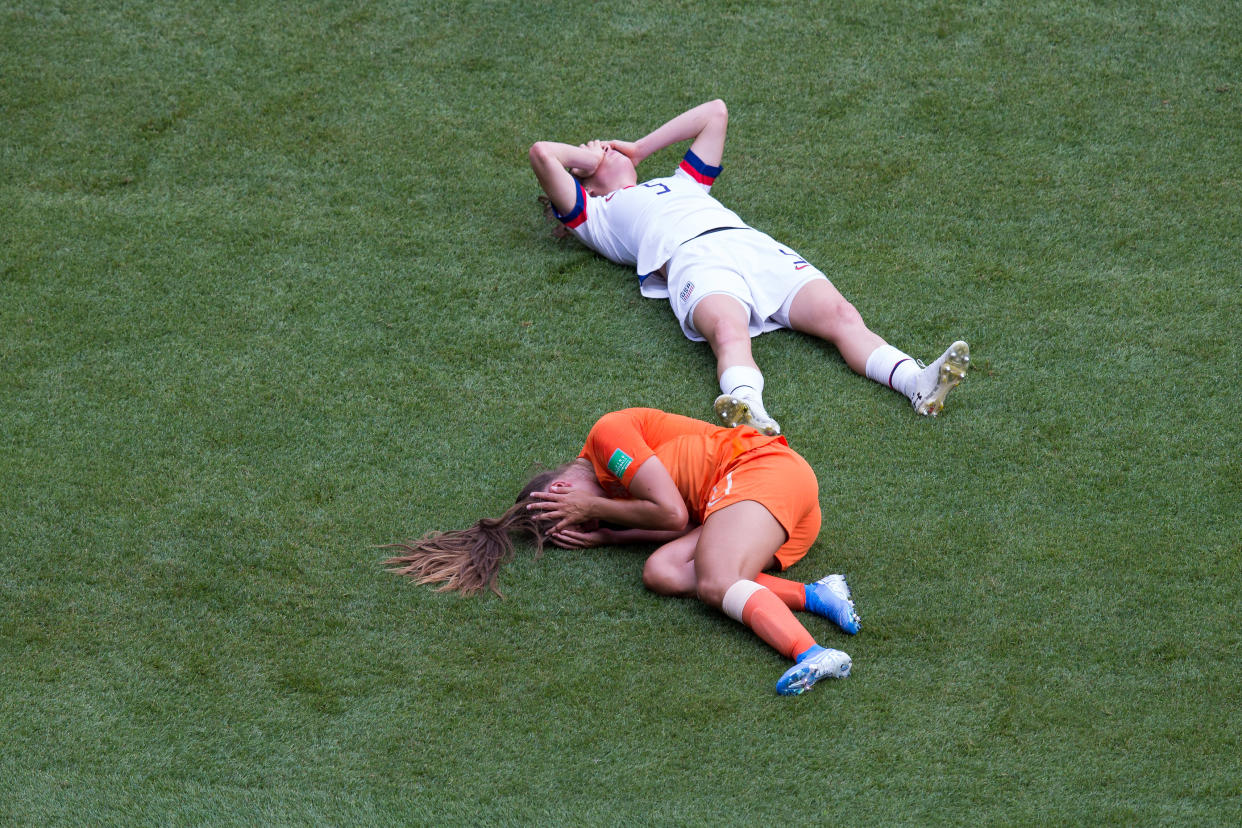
left=722, top=579, right=764, bottom=623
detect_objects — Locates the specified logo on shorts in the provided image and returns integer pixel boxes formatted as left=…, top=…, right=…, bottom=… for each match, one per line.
left=706, top=471, right=735, bottom=509
left=778, top=247, right=810, bottom=271
left=679, top=281, right=696, bottom=303
left=607, top=448, right=633, bottom=479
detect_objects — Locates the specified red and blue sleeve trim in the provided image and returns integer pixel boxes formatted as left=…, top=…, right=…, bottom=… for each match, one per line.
left=679, top=149, right=723, bottom=185
left=553, top=180, right=588, bottom=228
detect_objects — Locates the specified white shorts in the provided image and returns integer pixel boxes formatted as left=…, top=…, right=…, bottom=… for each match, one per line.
left=664, top=228, right=828, bottom=342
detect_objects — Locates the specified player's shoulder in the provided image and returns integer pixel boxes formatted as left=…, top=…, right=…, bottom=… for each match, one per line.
left=597, top=407, right=657, bottom=423
left=592, top=407, right=666, bottom=433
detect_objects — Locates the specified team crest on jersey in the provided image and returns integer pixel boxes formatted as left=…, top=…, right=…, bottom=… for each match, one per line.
left=607, top=448, right=634, bottom=479
left=679, top=281, right=696, bottom=303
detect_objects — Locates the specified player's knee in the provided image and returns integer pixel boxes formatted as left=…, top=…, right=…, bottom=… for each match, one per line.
left=705, top=318, right=751, bottom=354
left=641, top=556, right=668, bottom=593
left=841, top=299, right=866, bottom=326
left=694, top=296, right=750, bottom=340
left=694, top=576, right=732, bottom=609
left=642, top=555, right=684, bottom=596
left=816, top=297, right=866, bottom=338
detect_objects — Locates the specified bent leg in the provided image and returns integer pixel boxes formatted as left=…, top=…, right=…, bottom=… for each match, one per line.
left=756, top=572, right=861, bottom=634
left=692, top=500, right=785, bottom=605
left=754, top=573, right=807, bottom=609
left=643, top=530, right=830, bottom=611
left=694, top=501, right=817, bottom=661
left=642, top=529, right=699, bottom=597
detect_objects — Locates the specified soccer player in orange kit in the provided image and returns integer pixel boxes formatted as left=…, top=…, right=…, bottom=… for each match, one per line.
left=384, top=408, right=861, bottom=696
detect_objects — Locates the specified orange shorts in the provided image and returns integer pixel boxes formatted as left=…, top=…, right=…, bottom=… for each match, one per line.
left=701, top=443, right=822, bottom=570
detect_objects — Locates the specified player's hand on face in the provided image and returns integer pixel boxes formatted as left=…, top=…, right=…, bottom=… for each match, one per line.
left=548, top=524, right=610, bottom=549
left=527, top=482, right=596, bottom=533
left=569, top=141, right=606, bottom=177
left=606, top=140, right=640, bottom=162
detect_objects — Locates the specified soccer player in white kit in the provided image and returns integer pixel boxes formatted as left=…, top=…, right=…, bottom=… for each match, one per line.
left=529, top=99, right=970, bottom=435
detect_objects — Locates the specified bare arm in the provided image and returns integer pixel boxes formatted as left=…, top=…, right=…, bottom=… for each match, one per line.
left=528, top=140, right=604, bottom=215
left=611, top=99, right=728, bottom=170
left=527, top=456, right=690, bottom=535
left=549, top=524, right=694, bottom=550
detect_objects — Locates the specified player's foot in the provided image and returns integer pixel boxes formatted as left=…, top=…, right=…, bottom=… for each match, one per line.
left=776, top=645, right=852, bottom=695
left=911, top=340, right=970, bottom=417
left=804, top=574, right=861, bottom=635
left=713, top=393, right=781, bottom=436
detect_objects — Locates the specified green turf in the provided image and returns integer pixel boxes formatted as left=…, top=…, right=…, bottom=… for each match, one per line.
left=3, top=0, right=1240, bottom=823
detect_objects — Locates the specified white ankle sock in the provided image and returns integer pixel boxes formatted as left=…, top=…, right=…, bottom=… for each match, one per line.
left=719, top=366, right=772, bottom=418
left=864, top=345, right=920, bottom=400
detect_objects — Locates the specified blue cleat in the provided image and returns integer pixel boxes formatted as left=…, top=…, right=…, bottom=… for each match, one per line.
left=804, top=574, right=861, bottom=635
left=776, top=645, right=852, bottom=695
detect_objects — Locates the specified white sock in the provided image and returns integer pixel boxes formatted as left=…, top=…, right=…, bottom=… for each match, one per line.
left=719, top=366, right=772, bottom=419
left=864, top=345, right=920, bottom=400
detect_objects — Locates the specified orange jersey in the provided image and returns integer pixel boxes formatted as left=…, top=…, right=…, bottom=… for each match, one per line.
left=578, top=409, right=779, bottom=519
left=579, top=408, right=821, bottom=568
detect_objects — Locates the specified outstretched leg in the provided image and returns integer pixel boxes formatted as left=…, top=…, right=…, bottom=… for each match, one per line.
left=692, top=294, right=781, bottom=435
left=786, top=279, right=970, bottom=416
left=785, top=279, right=885, bottom=373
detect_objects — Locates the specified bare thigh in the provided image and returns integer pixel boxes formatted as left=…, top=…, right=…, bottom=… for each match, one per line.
left=786, top=279, right=885, bottom=373
left=691, top=293, right=758, bottom=377
left=693, top=500, right=787, bottom=607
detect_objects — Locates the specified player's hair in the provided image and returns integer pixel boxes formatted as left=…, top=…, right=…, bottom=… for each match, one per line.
left=537, top=195, right=572, bottom=240
left=381, top=463, right=575, bottom=596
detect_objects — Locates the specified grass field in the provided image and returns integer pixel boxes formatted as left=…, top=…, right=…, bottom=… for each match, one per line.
left=3, top=0, right=1240, bottom=823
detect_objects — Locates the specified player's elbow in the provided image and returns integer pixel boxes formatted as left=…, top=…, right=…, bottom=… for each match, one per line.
left=659, top=501, right=690, bottom=533
left=529, top=141, right=568, bottom=175
left=528, top=141, right=552, bottom=170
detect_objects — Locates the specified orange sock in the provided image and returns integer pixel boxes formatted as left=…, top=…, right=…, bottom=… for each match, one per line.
left=754, top=573, right=807, bottom=611
left=722, top=580, right=817, bottom=660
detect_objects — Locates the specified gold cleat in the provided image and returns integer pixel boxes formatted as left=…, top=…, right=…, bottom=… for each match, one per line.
left=912, top=340, right=970, bottom=417
left=713, top=393, right=781, bottom=436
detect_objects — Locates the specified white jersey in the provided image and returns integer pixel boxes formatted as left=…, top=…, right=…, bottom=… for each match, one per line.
left=554, top=150, right=747, bottom=298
